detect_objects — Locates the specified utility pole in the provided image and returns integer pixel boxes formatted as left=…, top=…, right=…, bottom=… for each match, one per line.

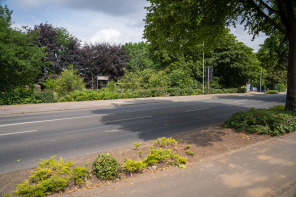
left=260, top=67, right=262, bottom=92
left=202, top=41, right=205, bottom=95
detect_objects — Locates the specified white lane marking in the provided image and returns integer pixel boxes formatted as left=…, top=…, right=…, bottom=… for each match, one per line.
left=0, top=130, right=38, bottom=136
left=184, top=108, right=210, bottom=112
left=105, top=129, right=120, bottom=133
left=104, top=116, right=152, bottom=123
left=0, top=114, right=103, bottom=127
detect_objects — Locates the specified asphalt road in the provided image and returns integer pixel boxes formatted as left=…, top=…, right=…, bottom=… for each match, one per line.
left=0, top=94, right=286, bottom=175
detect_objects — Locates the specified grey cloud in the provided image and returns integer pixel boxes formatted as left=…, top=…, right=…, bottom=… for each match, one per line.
left=60, top=0, right=150, bottom=16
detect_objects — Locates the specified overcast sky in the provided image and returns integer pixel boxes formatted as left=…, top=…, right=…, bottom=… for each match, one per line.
left=6, top=0, right=266, bottom=51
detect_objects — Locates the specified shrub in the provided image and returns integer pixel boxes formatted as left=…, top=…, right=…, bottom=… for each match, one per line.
left=34, top=90, right=56, bottom=103
left=144, top=146, right=187, bottom=167
left=122, top=159, right=146, bottom=173
left=72, top=165, right=90, bottom=186
left=92, top=154, right=121, bottom=180
left=224, top=106, right=296, bottom=136
left=43, top=65, right=85, bottom=97
left=265, top=90, right=279, bottom=94
left=154, top=137, right=177, bottom=147
left=277, top=84, right=286, bottom=92
left=237, top=86, right=247, bottom=93
left=13, top=156, right=73, bottom=197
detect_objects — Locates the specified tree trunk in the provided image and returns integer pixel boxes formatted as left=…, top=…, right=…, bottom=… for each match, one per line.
left=286, top=22, right=296, bottom=111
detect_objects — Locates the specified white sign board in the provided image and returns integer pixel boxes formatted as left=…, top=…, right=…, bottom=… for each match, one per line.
left=97, top=76, right=109, bottom=81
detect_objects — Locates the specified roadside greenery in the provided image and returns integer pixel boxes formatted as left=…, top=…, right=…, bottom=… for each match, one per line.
left=224, top=105, right=296, bottom=136
left=11, top=156, right=90, bottom=197
left=6, top=137, right=189, bottom=196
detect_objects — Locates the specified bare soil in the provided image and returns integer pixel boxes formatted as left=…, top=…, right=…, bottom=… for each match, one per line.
left=0, top=124, right=271, bottom=196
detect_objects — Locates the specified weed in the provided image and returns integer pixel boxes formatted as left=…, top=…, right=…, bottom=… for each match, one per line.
left=154, top=137, right=177, bottom=147
left=185, top=150, right=195, bottom=156
left=185, top=144, right=191, bottom=149
left=92, top=154, right=121, bottom=180
left=138, top=150, right=143, bottom=157
left=134, top=142, right=142, bottom=149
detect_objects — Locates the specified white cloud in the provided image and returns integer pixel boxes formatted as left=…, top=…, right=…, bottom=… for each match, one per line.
left=89, top=29, right=123, bottom=44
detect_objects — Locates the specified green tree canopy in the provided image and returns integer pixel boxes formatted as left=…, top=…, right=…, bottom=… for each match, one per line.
left=257, top=32, right=288, bottom=88
left=144, top=0, right=296, bottom=111
left=0, top=1, right=46, bottom=93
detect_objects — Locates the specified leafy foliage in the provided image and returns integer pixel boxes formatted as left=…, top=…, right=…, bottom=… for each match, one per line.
left=265, top=90, right=279, bottom=94
left=43, top=65, right=85, bottom=97
left=224, top=106, right=296, bottom=136
left=72, top=165, right=90, bottom=186
left=122, top=159, right=146, bottom=173
left=0, top=2, right=47, bottom=93
left=154, top=137, right=177, bottom=147
left=13, top=156, right=73, bottom=197
left=92, top=154, right=121, bottom=180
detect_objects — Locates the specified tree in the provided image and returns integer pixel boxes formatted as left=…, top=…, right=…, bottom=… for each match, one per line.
left=210, top=33, right=261, bottom=88
left=0, top=1, right=46, bottom=92
left=124, top=42, right=154, bottom=72
left=257, top=32, right=288, bottom=88
left=80, top=43, right=129, bottom=88
left=144, top=0, right=296, bottom=111
left=30, top=23, right=81, bottom=82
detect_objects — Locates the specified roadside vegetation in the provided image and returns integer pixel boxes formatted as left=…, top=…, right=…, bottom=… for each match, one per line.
left=0, top=2, right=288, bottom=106
left=224, top=105, right=296, bottom=136
left=4, top=137, right=189, bottom=197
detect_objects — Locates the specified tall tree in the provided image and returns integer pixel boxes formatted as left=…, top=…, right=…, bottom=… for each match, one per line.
left=30, top=23, right=81, bottom=82
left=0, top=1, right=46, bottom=92
left=144, top=0, right=296, bottom=111
left=80, top=43, right=129, bottom=88
left=257, top=32, right=288, bottom=88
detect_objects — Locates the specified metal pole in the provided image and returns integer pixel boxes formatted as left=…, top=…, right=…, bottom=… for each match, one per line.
left=207, top=67, right=210, bottom=94
left=260, top=67, right=262, bottom=92
left=202, top=41, right=205, bottom=95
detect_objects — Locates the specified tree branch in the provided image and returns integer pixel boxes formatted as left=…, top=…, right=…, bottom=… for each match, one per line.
left=257, top=0, right=280, bottom=15
left=247, top=0, right=287, bottom=35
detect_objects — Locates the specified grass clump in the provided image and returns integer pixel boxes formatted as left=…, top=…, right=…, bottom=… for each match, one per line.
left=154, top=137, right=177, bottom=147
left=224, top=106, right=296, bottom=136
left=265, top=90, right=279, bottom=94
left=92, top=154, right=121, bottom=180
left=185, top=150, right=195, bottom=156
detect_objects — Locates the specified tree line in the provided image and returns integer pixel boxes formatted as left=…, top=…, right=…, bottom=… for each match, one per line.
left=0, top=1, right=288, bottom=106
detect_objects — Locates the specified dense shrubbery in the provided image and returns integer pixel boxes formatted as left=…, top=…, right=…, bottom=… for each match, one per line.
left=224, top=105, right=296, bottom=136
left=265, top=90, right=280, bottom=94
left=11, top=156, right=90, bottom=197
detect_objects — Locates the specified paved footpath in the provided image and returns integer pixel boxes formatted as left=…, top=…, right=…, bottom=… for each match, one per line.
left=64, top=132, right=296, bottom=197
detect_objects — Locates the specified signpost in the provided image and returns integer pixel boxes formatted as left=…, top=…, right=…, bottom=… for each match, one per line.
left=97, top=76, right=109, bottom=90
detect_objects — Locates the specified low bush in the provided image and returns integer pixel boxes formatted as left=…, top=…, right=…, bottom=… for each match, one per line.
left=154, top=137, right=177, bottom=147
left=185, top=150, right=195, bottom=156
left=265, top=90, right=279, bottom=94
left=237, top=86, right=247, bottom=93
left=72, top=165, right=90, bottom=186
left=144, top=146, right=187, bottom=167
left=12, top=156, right=78, bottom=197
left=92, top=154, right=121, bottom=180
left=122, top=159, right=146, bottom=173
left=224, top=106, right=296, bottom=136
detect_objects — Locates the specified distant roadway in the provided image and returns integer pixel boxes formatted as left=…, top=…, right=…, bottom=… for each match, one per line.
left=0, top=94, right=285, bottom=175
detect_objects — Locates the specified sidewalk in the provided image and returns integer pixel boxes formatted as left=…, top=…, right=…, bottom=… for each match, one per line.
left=64, top=132, right=296, bottom=197
left=0, top=93, right=262, bottom=116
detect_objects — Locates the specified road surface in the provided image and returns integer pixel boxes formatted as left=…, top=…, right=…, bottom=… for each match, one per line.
left=0, top=94, right=285, bottom=174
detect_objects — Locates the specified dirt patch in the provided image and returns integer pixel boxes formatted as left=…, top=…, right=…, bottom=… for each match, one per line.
left=0, top=124, right=271, bottom=196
